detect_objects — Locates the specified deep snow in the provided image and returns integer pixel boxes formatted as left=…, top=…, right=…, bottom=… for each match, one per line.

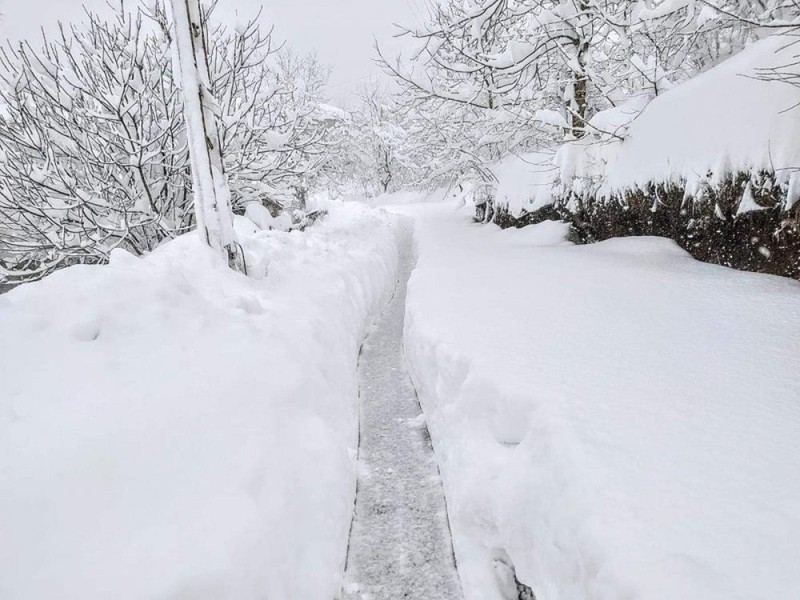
left=3, top=190, right=799, bottom=600
left=602, top=32, right=800, bottom=194
left=0, top=203, right=401, bottom=600
left=389, top=198, right=800, bottom=600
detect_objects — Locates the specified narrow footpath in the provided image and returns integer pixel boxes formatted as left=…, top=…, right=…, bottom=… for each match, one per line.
left=342, top=231, right=462, bottom=600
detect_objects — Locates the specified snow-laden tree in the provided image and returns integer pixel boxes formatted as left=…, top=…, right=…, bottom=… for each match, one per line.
left=0, top=1, right=332, bottom=280
left=328, top=83, right=419, bottom=197
left=0, top=7, right=183, bottom=276
left=375, top=0, right=795, bottom=216
left=215, top=46, right=331, bottom=212
left=315, top=82, right=434, bottom=198
left=379, top=0, right=625, bottom=138
left=382, top=0, right=772, bottom=139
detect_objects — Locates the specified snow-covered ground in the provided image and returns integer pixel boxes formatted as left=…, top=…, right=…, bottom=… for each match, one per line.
left=389, top=198, right=800, bottom=600
left=0, top=203, right=401, bottom=600
left=3, top=189, right=799, bottom=600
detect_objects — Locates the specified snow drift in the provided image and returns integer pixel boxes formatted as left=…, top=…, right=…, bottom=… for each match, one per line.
left=393, top=200, right=800, bottom=600
left=0, top=203, right=401, bottom=600
left=490, top=152, right=559, bottom=217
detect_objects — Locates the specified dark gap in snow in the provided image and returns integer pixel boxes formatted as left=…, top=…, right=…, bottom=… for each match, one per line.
left=516, top=579, right=536, bottom=600
left=498, top=440, right=521, bottom=448
left=491, top=549, right=537, bottom=600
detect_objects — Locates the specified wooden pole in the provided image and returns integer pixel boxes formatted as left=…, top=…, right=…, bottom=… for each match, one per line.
left=170, top=0, right=246, bottom=273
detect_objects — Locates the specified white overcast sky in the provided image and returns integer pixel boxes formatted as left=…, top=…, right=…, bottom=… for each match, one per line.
left=0, top=0, right=431, bottom=105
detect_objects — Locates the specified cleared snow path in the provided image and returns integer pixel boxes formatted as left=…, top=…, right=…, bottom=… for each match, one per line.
left=342, top=228, right=463, bottom=600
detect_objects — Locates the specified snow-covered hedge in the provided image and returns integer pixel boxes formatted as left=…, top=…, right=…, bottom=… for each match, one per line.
left=491, top=33, right=800, bottom=278
left=561, top=33, right=800, bottom=203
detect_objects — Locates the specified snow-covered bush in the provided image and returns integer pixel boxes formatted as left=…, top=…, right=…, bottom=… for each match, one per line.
left=378, top=0, right=789, bottom=212
left=0, top=2, right=332, bottom=281
left=494, top=33, right=800, bottom=278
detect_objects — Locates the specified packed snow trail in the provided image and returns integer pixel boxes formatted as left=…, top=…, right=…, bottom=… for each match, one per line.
left=342, top=227, right=463, bottom=600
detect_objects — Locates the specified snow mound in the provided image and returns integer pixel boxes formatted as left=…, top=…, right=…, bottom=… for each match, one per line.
left=588, top=94, right=651, bottom=137
left=0, top=203, right=402, bottom=600
left=394, top=202, right=800, bottom=600
left=497, top=219, right=572, bottom=246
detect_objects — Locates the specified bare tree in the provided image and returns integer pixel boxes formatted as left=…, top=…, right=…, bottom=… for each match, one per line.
left=0, top=1, right=334, bottom=281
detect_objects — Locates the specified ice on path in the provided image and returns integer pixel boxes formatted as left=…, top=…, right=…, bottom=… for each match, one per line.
left=342, top=229, right=462, bottom=600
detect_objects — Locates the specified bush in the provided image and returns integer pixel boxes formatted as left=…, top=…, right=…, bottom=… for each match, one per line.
left=493, top=172, right=800, bottom=279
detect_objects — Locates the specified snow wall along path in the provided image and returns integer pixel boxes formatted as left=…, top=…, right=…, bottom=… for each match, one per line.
left=0, top=204, right=402, bottom=600
left=393, top=200, right=800, bottom=600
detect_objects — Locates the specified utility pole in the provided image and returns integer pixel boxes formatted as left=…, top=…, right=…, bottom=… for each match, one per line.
left=170, top=0, right=246, bottom=273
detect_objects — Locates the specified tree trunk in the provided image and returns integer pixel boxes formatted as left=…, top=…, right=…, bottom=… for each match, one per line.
left=571, top=0, right=590, bottom=138
left=572, top=63, right=588, bottom=137
left=170, top=0, right=246, bottom=273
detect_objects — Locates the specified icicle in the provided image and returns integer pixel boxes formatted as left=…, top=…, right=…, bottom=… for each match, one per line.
left=736, top=181, right=766, bottom=216
left=785, top=171, right=800, bottom=211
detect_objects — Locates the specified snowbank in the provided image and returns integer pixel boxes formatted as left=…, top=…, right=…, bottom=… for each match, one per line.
left=562, top=33, right=800, bottom=198
left=0, top=203, right=401, bottom=600
left=394, top=201, right=800, bottom=600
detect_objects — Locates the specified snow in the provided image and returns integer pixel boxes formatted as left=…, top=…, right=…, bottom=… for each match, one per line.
left=0, top=202, right=402, bottom=600
left=491, top=152, right=559, bottom=216
left=242, top=201, right=275, bottom=230
left=735, top=181, right=766, bottom=215
left=631, top=0, right=693, bottom=22
left=366, top=188, right=448, bottom=207
left=587, top=94, right=651, bottom=136
left=488, top=34, right=800, bottom=214
left=786, top=171, right=800, bottom=209
left=534, top=109, right=569, bottom=129
left=264, top=130, right=291, bottom=151
left=316, top=102, right=350, bottom=122
left=385, top=198, right=800, bottom=600
left=563, top=33, right=800, bottom=198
